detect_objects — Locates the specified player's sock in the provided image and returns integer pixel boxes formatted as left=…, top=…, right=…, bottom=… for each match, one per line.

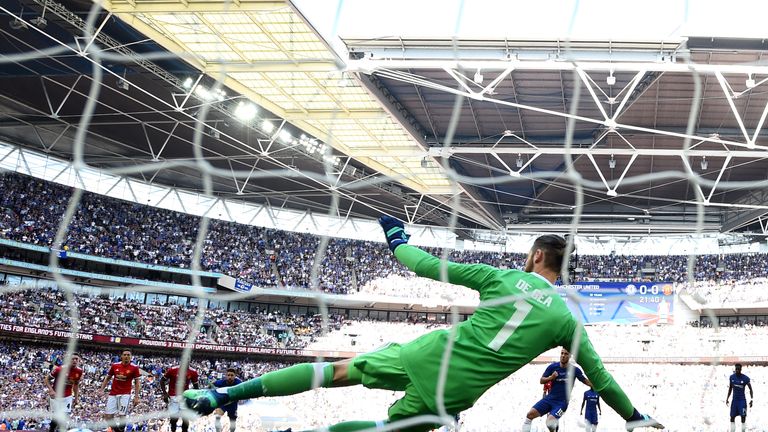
left=185, top=363, right=337, bottom=415
left=228, top=419, right=236, bottom=432
left=48, top=420, right=58, bottom=432
left=741, top=423, right=746, bottom=432
left=227, top=363, right=334, bottom=400
left=169, top=418, right=177, bottom=432
left=730, top=422, right=736, bottom=432
left=215, top=415, right=222, bottom=432
left=545, top=417, right=559, bottom=432
left=181, top=419, right=189, bottom=432
left=521, top=418, right=532, bottom=432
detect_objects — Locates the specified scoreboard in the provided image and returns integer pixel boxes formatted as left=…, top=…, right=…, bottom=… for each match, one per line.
left=557, top=282, right=675, bottom=325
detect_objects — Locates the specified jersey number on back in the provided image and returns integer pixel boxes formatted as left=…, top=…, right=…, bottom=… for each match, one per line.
left=487, top=299, right=533, bottom=351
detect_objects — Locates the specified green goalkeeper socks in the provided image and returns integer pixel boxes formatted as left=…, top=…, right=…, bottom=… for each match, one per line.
left=326, top=420, right=385, bottom=432
left=225, top=362, right=335, bottom=400
left=294, top=420, right=385, bottom=432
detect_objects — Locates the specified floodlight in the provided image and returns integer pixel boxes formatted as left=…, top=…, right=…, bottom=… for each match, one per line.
left=194, top=85, right=212, bottom=101
left=261, top=120, right=275, bottom=133
left=233, top=101, right=257, bottom=121
left=30, top=16, right=46, bottom=29
left=116, top=78, right=129, bottom=91
left=278, top=129, right=292, bottom=143
left=9, top=18, right=27, bottom=30
left=746, top=74, right=756, bottom=89
left=473, top=69, right=483, bottom=84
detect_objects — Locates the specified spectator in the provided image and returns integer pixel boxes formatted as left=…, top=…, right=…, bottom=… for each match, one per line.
left=2, top=172, right=768, bottom=295
left=0, top=287, right=343, bottom=349
left=0, top=341, right=287, bottom=430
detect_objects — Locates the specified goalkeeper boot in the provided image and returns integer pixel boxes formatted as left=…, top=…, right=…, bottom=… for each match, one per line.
left=626, top=413, right=664, bottom=431
left=183, top=389, right=230, bottom=415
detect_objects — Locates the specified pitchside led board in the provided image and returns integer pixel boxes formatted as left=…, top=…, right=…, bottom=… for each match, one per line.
left=557, top=282, right=675, bottom=325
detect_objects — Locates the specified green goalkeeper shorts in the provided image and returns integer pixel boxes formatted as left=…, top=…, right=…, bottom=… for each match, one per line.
left=351, top=343, right=441, bottom=430
left=352, top=342, right=410, bottom=391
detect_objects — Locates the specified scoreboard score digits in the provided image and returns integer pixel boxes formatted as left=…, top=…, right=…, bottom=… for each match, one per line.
left=558, top=282, right=675, bottom=325
left=627, top=283, right=674, bottom=304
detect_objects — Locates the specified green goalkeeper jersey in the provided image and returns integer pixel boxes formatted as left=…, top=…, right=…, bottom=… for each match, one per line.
left=394, top=245, right=636, bottom=418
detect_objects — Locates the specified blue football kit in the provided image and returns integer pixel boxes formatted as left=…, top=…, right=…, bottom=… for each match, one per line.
left=583, top=389, right=600, bottom=425
left=213, top=378, right=243, bottom=418
left=729, top=373, right=751, bottom=418
left=532, top=362, right=587, bottom=419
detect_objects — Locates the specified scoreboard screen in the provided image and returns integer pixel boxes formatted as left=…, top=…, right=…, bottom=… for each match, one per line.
left=557, top=282, right=675, bottom=325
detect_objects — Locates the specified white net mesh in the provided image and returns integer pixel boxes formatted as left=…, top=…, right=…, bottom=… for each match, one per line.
left=0, top=0, right=766, bottom=431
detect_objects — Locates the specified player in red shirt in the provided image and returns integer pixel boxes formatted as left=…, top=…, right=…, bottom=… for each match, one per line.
left=99, top=350, right=141, bottom=432
left=44, top=353, right=82, bottom=432
left=543, top=381, right=553, bottom=398
left=161, top=365, right=200, bottom=432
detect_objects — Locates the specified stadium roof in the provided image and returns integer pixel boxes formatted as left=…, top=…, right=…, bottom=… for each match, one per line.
left=1, top=0, right=768, bottom=238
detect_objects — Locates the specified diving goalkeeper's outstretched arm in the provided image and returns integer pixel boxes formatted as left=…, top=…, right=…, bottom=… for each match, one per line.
left=379, top=215, right=498, bottom=293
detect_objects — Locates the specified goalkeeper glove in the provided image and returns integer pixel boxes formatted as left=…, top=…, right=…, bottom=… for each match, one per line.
left=378, top=215, right=410, bottom=252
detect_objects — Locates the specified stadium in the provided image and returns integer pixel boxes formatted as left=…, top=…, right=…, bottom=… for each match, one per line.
left=1, top=0, right=768, bottom=431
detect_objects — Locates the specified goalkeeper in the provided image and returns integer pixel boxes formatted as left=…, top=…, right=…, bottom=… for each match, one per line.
left=184, top=216, right=662, bottom=431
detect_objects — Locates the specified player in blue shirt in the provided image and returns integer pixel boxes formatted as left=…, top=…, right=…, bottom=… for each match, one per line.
left=212, top=369, right=243, bottom=432
left=522, top=348, right=592, bottom=432
left=726, top=364, right=754, bottom=432
left=580, top=388, right=601, bottom=432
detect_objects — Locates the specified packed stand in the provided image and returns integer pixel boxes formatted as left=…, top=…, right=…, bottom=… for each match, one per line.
left=4, top=340, right=765, bottom=431
left=2, top=281, right=767, bottom=359
left=0, top=287, right=343, bottom=349
left=0, top=340, right=288, bottom=431
left=3, top=173, right=768, bottom=297
left=358, top=273, right=768, bottom=306
left=307, top=318, right=768, bottom=358
left=304, top=320, right=451, bottom=353
left=685, top=278, right=768, bottom=305
left=244, top=363, right=768, bottom=431
left=354, top=274, right=481, bottom=302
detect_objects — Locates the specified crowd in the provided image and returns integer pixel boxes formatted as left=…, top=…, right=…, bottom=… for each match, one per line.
left=3, top=173, right=768, bottom=297
left=2, top=280, right=767, bottom=359
left=355, top=274, right=481, bottom=302
left=685, top=278, right=768, bottom=305
left=3, top=336, right=766, bottom=432
left=358, top=273, right=768, bottom=306
left=4, top=171, right=768, bottom=432
left=575, top=253, right=768, bottom=283
left=0, top=341, right=288, bottom=431
left=306, top=319, right=768, bottom=358
left=227, top=363, right=768, bottom=431
left=0, top=288, right=344, bottom=348
left=457, top=363, right=768, bottom=431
